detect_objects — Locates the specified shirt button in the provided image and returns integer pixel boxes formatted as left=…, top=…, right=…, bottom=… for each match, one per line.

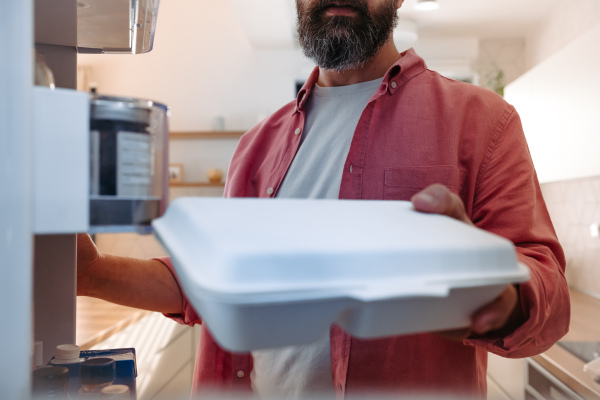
left=391, top=81, right=397, bottom=89
left=294, top=128, right=301, bottom=135
left=236, top=370, right=245, bottom=378
left=267, top=187, right=274, bottom=195
left=349, top=165, right=353, bottom=173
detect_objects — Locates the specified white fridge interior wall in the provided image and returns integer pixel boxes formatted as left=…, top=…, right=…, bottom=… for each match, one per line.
left=0, top=0, right=34, bottom=397
left=32, top=0, right=80, bottom=366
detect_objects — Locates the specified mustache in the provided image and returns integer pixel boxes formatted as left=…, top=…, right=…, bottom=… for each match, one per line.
left=310, top=0, right=370, bottom=17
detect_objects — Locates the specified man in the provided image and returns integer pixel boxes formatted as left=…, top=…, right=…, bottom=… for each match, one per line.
left=77, top=0, right=570, bottom=398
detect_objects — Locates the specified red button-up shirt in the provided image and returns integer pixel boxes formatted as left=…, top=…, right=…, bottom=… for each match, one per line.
left=160, top=48, right=569, bottom=399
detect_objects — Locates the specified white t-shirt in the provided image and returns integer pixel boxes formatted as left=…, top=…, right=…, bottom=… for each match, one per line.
left=251, top=77, right=383, bottom=399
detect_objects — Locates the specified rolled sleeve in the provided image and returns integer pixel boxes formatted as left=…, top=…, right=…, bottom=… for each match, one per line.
left=464, top=107, right=570, bottom=357
left=465, top=251, right=570, bottom=357
left=153, top=256, right=202, bottom=326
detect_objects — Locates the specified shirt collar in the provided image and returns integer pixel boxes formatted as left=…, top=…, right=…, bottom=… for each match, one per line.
left=295, top=67, right=320, bottom=113
left=293, top=48, right=427, bottom=115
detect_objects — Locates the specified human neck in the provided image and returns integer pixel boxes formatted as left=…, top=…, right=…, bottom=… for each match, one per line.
left=316, top=40, right=401, bottom=87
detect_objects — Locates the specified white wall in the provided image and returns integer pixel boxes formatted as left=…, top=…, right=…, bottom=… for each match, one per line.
left=477, top=38, right=525, bottom=89
left=505, top=22, right=600, bottom=183
left=524, top=0, right=600, bottom=70
left=414, top=37, right=480, bottom=83
left=504, top=0, right=600, bottom=183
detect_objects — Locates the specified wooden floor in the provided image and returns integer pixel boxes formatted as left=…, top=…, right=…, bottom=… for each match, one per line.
left=76, top=296, right=150, bottom=350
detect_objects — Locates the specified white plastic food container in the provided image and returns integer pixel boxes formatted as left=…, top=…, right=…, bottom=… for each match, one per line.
left=152, top=198, right=529, bottom=352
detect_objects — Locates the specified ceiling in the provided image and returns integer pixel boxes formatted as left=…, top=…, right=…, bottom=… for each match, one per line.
left=227, top=0, right=562, bottom=49
left=399, top=0, right=562, bottom=38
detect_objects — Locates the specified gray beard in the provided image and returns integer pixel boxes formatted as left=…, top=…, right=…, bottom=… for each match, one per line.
left=297, top=2, right=398, bottom=72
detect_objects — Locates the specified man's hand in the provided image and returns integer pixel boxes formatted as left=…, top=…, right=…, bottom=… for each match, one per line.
left=411, top=183, right=472, bottom=225
left=411, top=184, right=524, bottom=339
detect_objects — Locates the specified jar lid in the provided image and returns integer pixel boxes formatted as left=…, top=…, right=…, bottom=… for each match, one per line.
left=90, top=95, right=158, bottom=126
left=100, top=384, right=130, bottom=398
left=80, top=357, right=116, bottom=385
left=53, top=344, right=81, bottom=363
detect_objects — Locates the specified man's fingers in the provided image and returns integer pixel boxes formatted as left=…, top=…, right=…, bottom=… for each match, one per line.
left=437, top=286, right=519, bottom=340
left=412, top=187, right=523, bottom=337
left=411, top=184, right=471, bottom=225
left=471, top=286, right=519, bottom=335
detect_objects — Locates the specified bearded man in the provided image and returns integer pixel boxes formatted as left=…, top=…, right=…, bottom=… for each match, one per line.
left=77, top=0, right=570, bottom=398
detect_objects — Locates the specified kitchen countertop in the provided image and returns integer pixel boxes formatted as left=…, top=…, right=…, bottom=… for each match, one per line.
left=531, top=289, right=600, bottom=399
left=563, top=290, right=600, bottom=342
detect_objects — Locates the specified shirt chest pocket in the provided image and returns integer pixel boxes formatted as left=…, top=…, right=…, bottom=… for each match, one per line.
left=383, top=165, right=465, bottom=201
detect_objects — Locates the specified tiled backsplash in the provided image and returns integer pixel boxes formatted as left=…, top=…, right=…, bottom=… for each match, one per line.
left=541, top=176, right=600, bottom=297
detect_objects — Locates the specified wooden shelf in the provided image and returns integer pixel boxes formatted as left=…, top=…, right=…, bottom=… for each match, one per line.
left=169, top=181, right=225, bottom=188
left=169, top=131, right=245, bottom=140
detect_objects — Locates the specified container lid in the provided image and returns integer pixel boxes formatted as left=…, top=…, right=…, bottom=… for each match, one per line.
left=100, top=384, right=130, bottom=398
left=80, top=357, right=116, bottom=386
left=152, top=198, right=530, bottom=301
left=152, top=198, right=531, bottom=351
left=90, top=95, right=167, bottom=125
left=52, top=344, right=81, bottom=363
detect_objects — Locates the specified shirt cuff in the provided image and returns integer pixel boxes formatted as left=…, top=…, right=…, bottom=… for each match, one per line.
left=153, top=256, right=202, bottom=326
left=463, top=258, right=569, bottom=358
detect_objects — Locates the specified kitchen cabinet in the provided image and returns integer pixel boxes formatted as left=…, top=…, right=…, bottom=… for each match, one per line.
left=487, top=353, right=527, bottom=400
left=488, top=374, right=513, bottom=400
left=487, top=290, right=600, bottom=400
